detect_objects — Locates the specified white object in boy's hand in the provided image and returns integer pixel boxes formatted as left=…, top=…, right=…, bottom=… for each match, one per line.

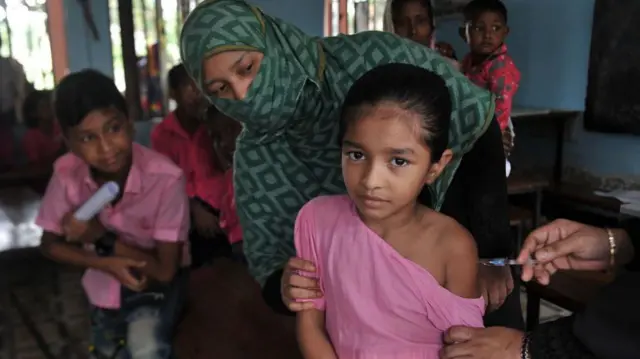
left=73, top=181, right=120, bottom=221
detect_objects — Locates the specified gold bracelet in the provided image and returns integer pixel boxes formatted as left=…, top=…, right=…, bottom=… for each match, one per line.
left=606, top=228, right=616, bottom=269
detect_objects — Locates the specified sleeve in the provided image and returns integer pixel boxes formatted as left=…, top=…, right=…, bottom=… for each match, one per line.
left=293, top=201, right=326, bottom=311
left=152, top=175, right=190, bottom=242
left=35, top=172, right=73, bottom=235
left=233, top=144, right=303, bottom=289
left=462, top=120, right=513, bottom=258
left=487, top=58, right=520, bottom=131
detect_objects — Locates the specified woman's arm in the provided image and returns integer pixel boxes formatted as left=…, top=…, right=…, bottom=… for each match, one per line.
left=233, top=145, right=308, bottom=310
left=297, top=310, right=337, bottom=359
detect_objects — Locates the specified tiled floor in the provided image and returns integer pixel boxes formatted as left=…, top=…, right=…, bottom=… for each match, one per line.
left=0, top=186, right=570, bottom=359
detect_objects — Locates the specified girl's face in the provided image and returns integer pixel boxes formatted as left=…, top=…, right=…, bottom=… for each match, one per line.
left=341, top=103, right=451, bottom=221
left=201, top=50, right=264, bottom=100
left=393, top=0, right=433, bottom=47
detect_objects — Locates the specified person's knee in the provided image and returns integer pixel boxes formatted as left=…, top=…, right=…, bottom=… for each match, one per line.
left=127, top=312, right=172, bottom=359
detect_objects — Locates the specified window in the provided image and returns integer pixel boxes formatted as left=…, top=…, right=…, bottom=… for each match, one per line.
left=0, top=0, right=53, bottom=89
left=326, top=0, right=387, bottom=36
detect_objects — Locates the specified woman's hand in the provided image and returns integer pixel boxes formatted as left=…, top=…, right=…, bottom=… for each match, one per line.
left=477, top=265, right=513, bottom=312
left=517, top=219, right=633, bottom=285
left=440, top=326, right=523, bottom=359
left=281, top=257, right=323, bottom=311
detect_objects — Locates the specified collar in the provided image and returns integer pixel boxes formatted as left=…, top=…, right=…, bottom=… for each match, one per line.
left=162, top=111, right=202, bottom=139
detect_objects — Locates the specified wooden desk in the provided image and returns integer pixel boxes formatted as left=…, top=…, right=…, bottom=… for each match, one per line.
left=508, top=175, right=551, bottom=228
left=511, top=108, right=580, bottom=184
left=525, top=270, right=614, bottom=330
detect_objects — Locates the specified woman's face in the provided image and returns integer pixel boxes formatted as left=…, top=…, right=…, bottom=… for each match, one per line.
left=393, top=0, right=433, bottom=47
left=201, top=50, right=265, bottom=101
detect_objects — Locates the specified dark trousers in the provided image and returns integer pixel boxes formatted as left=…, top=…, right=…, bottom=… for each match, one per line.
left=189, top=197, right=232, bottom=268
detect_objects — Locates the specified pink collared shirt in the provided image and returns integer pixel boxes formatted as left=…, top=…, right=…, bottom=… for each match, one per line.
left=35, top=143, right=190, bottom=309
left=23, top=125, right=63, bottom=165
left=151, top=111, right=224, bottom=208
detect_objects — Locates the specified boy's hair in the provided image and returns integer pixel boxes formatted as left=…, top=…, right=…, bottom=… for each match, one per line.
left=54, top=69, right=128, bottom=133
left=22, top=90, right=53, bottom=129
left=168, top=63, right=191, bottom=91
left=463, top=0, right=508, bottom=23
left=340, top=63, right=451, bottom=163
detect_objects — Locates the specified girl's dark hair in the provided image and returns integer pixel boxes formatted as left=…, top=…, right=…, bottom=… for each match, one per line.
left=22, top=90, right=53, bottom=128
left=54, top=69, right=128, bottom=133
left=340, top=63, right=451, bottom=162
left=391, top=0, right=435, bottom=29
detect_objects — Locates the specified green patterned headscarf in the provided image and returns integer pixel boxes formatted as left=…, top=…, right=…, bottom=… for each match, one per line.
left=181, top=0, right=495, bottom=286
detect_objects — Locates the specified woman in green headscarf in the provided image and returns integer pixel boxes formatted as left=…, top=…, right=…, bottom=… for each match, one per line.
left=180, top=0, right=520, bottom=329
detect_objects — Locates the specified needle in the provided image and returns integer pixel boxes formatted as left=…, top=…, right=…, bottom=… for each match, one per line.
left=479, top=257, right=538, bottom=266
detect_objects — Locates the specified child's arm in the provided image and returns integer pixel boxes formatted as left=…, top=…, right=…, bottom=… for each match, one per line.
left=114, top=175, right=189, bottom=283
left=487, top=58, right=520, bottom=131
left=40, top=231, right=108, bottom=269
left=294, top=200, right=336, bottom=358
left=297, top=309, right=337, bottom=359
left=443, top=223, right=481, bottom=299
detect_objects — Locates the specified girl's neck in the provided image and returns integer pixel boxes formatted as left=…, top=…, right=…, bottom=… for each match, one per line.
left=360, top=202, right=423, bottom=240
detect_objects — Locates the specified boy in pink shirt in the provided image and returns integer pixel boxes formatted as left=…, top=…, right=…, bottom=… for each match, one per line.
left=37, top=70, right=189, bottom=359
left=152, top=63, right=227, bottom=267
left=22, top=90, right=65, bottom=166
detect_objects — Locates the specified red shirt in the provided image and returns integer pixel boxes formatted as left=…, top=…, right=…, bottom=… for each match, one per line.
left=23, top=125, right=63, bottom=165
left=151, top=111, right=224, bottom=208
left=462, top=44, right=520, bottom=131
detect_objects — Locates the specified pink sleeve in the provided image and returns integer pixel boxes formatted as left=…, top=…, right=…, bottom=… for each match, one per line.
left=447, top=298, right=486, bottom=329
left=293, top=202, right=326, bottom=311
left=35, top=172, right=73, bottom=235
left=152, top=175, right=190, bottom=242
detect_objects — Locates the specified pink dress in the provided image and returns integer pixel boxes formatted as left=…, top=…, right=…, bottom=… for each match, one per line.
left=294, top=195, right=485, bottom=359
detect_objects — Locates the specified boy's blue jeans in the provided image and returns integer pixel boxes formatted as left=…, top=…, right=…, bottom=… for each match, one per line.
left=89, top=270, right=188, bottom=359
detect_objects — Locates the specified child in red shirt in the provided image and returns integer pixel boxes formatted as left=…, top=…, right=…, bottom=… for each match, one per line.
left=460, top=0, right=519, bottom=160
left=204, top=106, right=245, bottom=263
left=152, top=64, right=227, bottom=267
left=22, top=90, right=65, bottom=166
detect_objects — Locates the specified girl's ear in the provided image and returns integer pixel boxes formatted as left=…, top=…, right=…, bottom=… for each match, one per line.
left=424, top=149, right=454, bottom=185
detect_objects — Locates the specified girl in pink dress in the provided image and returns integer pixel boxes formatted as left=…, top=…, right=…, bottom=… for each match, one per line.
left=294, top=64, right=485, bottom=359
